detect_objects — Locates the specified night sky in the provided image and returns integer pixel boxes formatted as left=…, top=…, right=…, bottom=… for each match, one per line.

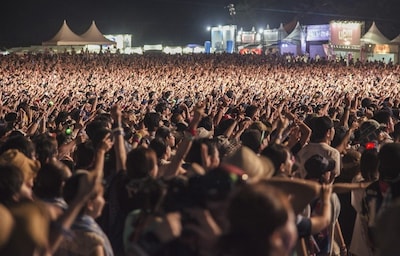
left=1, top=0, right=399, bottom=48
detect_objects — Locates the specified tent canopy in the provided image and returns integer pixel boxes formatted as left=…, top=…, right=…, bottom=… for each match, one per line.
left=42, top=20, right=86, bottom=46
left=80, top=21, right=116, bottom=45
left=43, top=20, right=116, bottom=46
left=278, top=23, right=288, bottom=40
left=282, top=22, right=302, bottom=45
left=390, top=34, right=400, bottom=44
left=361, top=21, right=390, bottom=45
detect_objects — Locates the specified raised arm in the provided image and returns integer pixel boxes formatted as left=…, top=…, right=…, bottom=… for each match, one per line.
left=91, top=134, right=113, bottom=178
left=49, top=172, right=100, bottom=254
left=310, top=184, right=332, bottom=234
left=163, top=103, right=204, bottom=178
left=111, top=104, right=127, bottom=172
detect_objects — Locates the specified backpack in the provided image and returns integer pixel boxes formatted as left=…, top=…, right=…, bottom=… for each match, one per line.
left=361, top=179, right=400, bottom=250
left=361, top=180, right=389, bottom=250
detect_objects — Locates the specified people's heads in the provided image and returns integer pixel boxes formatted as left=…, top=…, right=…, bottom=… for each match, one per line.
left=0, top=134, right=36, bottom=159
left=33, top=162, right=72, bottom=200
left=155, top=126, right=175, bottom=148
left=54, top=111, right=69, bottom=128
left=171, top=112, right=185, bottom=126
left=198, top=116, right=214, bottom=132
left=4, top=112, right=18, bottom=128
left=155, top=101, right=169, bottom=115
left=91, top=128, right=111, bottom=150
left=377, top=143, right=400, bottom=181
left=304, top=154, right=335, bottom=183
left=197, top=164, right=247, bottom=203
left=149, top=137, right=171, bottom=161
left=32, top=133, right=58, bottom=166
left=0, top=149, right=41, bottom=190
left=215, top=135, right=240, bottom=160
left=340, top=149, right=361, bottom=181
left=148, top=91, right=156, bottom=99
left=309, top=116, right=335, bottom=143
left=85, top=119, right=111, bottom=148
left=331, top=126, right=349, bottom=148
left=373, top=110, right=394, bottom=134
left=162, top=90, right=172, bottom=101
left=0, top=164, right=31, bottom=206
left=93, top=113, right=112, bottom=128
left=360, top=148, right=379, bottom=181
left=361, top=97, right=373, bottom=109
left=214, top=118, right=236, bottom=136
left=126, top=147, right=158, bottom=180
left=74, top=141, right=96, bottom=170
left=185, top=138, right=220, bottom=171
left=143, top=112, right=162, bottom=132
left=225, top=182, right=297, bottom=256
left=356, top=119, right=385, bottom=146
left=63, top=171, right=105, bottom=218
left=249, top=120, right=271, bottom=137
left=245, top=105, right=259, bottom=120
left=240, top=129, right=262, bottom=153
left=261, top=144, right=294, bottom=177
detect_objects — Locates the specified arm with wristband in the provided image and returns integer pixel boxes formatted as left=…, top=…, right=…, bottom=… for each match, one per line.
left=111, top=104, right=127, bottom=172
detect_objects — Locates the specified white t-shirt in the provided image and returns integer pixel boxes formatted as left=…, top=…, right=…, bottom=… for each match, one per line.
left=296, top=142, right=341, bottom=178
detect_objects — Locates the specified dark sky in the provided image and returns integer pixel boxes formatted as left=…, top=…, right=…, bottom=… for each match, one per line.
left=1, top=0, right=399, bottom=47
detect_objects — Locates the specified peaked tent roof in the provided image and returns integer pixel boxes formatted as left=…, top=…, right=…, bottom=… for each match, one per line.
left=390, top=34, right=400, bottom=44
left=42, top=20, right=87, bottom=46
left=278, top=23, right=288, bottom=40
left=361, top=21, right=390, bottom=44
left=282, top=22, right=302, bottom=45
left=80, top=21, right=116, bottom=45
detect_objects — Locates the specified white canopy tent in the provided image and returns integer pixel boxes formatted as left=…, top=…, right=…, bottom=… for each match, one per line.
left=390, top=34, right=400, bottom=44
left=42, top=20, right=87, bottom=46
left=43, top=20, right=116, bottom=46
left=282, top=22, right=302, bottom=45
left=361, top=21, right=390, bottom=45
left=80, top=21, right=116, bottom=45
left=277, top=23, right=288, bottom=40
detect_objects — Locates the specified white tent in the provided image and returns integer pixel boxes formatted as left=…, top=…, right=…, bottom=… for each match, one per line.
left=42, top=20, right=86, bottom=46
left=277, top=23, right=288, bottom=40
left=389, top=34, right=400, bottom=65
left=390, top=34, right=400, bottom=44
left=282, top=22, right=302, bottom=45
left=80, top=21, right=116, bottom=45
left=361, top=21, right=390, bottom=45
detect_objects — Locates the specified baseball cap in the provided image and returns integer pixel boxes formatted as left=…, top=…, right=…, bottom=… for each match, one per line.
left=357, top=119, right=385, bottom=144
left=310, top=116, right=334, bottom=132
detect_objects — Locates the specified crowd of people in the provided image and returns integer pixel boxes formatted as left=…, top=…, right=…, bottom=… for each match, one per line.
left=0, top=51, right=400, bottom=256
